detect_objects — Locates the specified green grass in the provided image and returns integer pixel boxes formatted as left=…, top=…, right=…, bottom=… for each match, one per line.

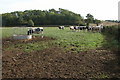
left=5, top=41, right=50, bottom=53
left=43, top=27, right=104, bottom=52
left=2, top=27, right=105, bottom=53
left=2, top=27, right=28, bottom=38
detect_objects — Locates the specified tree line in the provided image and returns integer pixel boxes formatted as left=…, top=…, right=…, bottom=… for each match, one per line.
left=2, top=8, right=101, bottom=27
left=105, top=20, right=120, bottom=23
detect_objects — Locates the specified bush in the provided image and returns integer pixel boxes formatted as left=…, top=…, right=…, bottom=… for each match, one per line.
left=101, top=25, right=120, bottom=50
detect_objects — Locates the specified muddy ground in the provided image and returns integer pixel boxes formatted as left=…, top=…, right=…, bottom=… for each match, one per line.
left=2, top=36, right=120, bottom=79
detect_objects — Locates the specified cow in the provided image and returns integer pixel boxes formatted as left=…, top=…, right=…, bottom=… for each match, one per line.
left=92, top=24, right=103, bottom=32
left=70, top=26, right=77, bottom=32
left=79, top=26, right=87, bottom=31
left=74, top=26, right=80, bottom=31
left=58, top=26, right=64, bottom=30
left=27, top=27, right=43, bottom=35
left=70, top=26, right=74, bottom=30
left=86, top=26, right=93, bottom=32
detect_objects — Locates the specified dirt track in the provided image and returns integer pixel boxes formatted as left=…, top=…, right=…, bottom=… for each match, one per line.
left=2, top=36, right=120, bottom=78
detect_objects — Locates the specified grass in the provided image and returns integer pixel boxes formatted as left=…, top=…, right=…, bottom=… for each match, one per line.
left=5, top=41, right=50, bottom=53
left=43, top=27, right=104, bottom=52
left=2, top=27, right=105, bottom=53
left=2, top=27, right=28, bottom=38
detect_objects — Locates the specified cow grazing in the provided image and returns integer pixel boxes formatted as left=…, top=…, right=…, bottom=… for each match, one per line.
left=58, top=26, right=64, bottom=30
left=86, top=26, right=93, bottom=31
left=27, top=27, right=43, bottom=35
left=74, top=26, right=80, bottom=31
left=79, top=26, right=87, bottom=31
left=70, top=26, right=77, bottom=32
left=70, top=26, right=74, bottom=30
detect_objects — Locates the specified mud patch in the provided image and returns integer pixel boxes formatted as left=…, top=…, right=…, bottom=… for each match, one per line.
left=2, top=36, right=55, bottom=44
left=2, top=46, right=120, bottom=78
left=2, top=36, right=120, bottom=78
left=2, top=36, right=55, bottom=49
left=2, top=36, right=56, bottom=59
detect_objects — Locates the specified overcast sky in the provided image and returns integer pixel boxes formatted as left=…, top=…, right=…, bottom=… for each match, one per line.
left=0, top=0, right=119, bottom=20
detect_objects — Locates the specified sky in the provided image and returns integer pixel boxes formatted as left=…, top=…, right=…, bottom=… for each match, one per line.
left=0, top=0, right=119, bottom=20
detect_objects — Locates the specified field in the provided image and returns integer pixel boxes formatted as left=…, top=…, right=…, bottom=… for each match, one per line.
left=2, top=27, right=120, bottom=78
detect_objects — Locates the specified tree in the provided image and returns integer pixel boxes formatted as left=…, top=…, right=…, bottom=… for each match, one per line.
left=94, top=19, right=101, bottom=26
left=28, top=19, right=34, bottom=27
left=85, top=13, right=94, bottom=26
left=2, top=8, right=85, bottom=26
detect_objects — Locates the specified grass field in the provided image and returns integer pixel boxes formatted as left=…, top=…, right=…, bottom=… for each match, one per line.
left=2, top=27, right=120, bottom=78
left=2, top=27, right=104, bottom=53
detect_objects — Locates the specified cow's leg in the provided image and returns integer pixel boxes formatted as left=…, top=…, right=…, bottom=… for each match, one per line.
left=27, top=31, right=29, bottom=35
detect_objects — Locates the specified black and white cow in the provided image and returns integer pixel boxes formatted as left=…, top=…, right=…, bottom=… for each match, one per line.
left=79, top=26, right=87, bottom=31
left=74, top=26, right=80, bottom=30
left=70, top=26, right=74, bottom=30
left=27, top=27, right=43, bottom=35
left=92, top=24, right=104, bottom=32
left=58, top=26, right=64, bottom=30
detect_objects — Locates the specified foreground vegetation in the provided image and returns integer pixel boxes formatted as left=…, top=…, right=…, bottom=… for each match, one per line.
left=101, top=25, right=120, bottom=51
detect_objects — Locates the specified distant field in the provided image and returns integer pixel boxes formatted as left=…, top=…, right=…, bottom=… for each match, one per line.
left=102, top=21, right=119, bottom=26
left=88, top=21, right=118, bottom=27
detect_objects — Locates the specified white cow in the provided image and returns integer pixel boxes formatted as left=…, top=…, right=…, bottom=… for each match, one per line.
left=92, top=24, right=103, bottom=32
left=58, top=26, right=64, bottom=30
left=69, top=26, right=75, bottom=31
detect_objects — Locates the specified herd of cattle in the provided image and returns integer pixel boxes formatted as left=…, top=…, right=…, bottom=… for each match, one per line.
left=59, top=24, right=104, bottom=32
left=27, top=24, right=104, bottom=35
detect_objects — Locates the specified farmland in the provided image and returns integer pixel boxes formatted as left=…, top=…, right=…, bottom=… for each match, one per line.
left=2, top=27, right=104, bottom=53
left=2, top=27, right=120, bottom=78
